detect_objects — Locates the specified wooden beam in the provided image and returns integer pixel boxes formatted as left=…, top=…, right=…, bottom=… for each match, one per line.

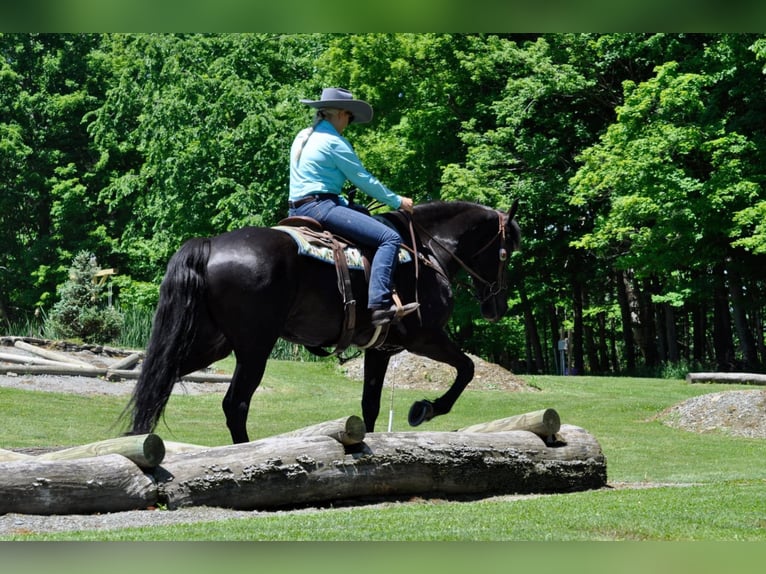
left=36, top=434, right=165, bottom=469
left=0, top=454, right=157, bottom=515
left=457, top=408, right=561, bottom=439
left=109, top=353, right=141, bottom=371
left=270, top=415, right=366, bottom=445
left=686, top=372, right=766, bottom=385
left=13, top=340, right=92, bottom=367
left=0, top=352, right=77, bottom=368
left=0, top=364, right=107, bottom=377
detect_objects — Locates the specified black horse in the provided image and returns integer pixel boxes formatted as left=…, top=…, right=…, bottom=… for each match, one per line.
left=124, top=200, right=521, bottom=443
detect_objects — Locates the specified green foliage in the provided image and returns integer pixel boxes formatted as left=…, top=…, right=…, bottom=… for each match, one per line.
left=4, top=33, right=766, bottom=375
left=47, top=251, right=123, bottom=344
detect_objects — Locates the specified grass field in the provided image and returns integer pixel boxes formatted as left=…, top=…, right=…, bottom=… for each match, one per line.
left=1, top=359, right=765, bottom=543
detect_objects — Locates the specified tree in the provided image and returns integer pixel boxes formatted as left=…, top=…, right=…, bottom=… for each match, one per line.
left=47, top=251, right=122, bottom=343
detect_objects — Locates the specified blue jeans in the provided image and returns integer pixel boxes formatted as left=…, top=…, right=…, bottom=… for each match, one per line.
left=289, top=196, right=402, bottom=309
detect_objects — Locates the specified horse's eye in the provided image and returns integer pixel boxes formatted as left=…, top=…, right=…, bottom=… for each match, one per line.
left=499, top=248, right=508, bottom=261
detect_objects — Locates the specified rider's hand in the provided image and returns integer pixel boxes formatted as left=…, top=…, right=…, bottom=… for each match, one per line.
left=399, top=196, right=414, bottom=213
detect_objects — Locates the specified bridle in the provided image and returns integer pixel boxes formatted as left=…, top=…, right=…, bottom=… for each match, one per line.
left=408, top=210, right=510, bottom=303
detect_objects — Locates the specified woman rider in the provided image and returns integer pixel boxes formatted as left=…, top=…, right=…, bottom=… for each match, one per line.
left=289, top=87, right=418, bottom=327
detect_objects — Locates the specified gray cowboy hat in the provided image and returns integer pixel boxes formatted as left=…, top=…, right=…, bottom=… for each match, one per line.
left=300, top=87, right=373, bottom=124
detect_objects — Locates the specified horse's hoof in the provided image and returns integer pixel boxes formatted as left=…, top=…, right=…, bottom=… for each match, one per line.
left=408, top=399, right=434, bottom=426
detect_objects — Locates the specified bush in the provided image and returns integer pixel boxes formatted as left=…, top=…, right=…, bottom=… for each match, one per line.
left=47, top=251, right=123, bottom=344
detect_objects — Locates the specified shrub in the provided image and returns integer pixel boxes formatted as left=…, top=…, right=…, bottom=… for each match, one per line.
left=47, top=251, right=123, bottom=344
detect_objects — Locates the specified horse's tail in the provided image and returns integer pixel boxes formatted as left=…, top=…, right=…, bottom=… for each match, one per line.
left=123, top=237, right=211, bottom=435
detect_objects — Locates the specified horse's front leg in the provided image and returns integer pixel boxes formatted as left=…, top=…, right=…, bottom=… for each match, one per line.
left=360, top=348, right=392, bottom=432
left=405, top=329, right=474, bottom=426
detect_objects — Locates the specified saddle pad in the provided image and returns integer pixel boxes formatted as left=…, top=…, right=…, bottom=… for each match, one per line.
left=274, top=225, right=411, bottom=270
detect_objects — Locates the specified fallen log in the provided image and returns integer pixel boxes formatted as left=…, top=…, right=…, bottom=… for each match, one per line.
left=106, top=369, right=232, bottom=383
left=0, top=352, right=78, bottom=368
left=0, top=448, right=35, bottom=462
left=13, top=340, right=92, bottom=367
left=686, top=372, right=766, bottom=385
left=36, top=434, right=165, bottom=469
left=457, top=408, right=560, bottom=439
left=0, top=363, right=107, bottom=377
left=109, top=352, right=141, bottom=371
left=157, top=424, right=606, bottom=510
left=0, top=453, right=158, bottom=515
left=159, top=416, right=366, bottom=456
left=270, top=415, right=366, bottom=445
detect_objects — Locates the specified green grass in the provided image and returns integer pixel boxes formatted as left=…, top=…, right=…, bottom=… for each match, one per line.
left=1, top=361, right=765, bottom=541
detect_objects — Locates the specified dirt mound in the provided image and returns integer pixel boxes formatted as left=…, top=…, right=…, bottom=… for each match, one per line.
left=655, top=389, right=766, bottom=438
left=339, top=350, right=533, bottom=392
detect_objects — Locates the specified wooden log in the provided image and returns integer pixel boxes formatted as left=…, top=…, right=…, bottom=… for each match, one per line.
left=106, top=369, right=231, bottom=383
left=0, top=453, right=158, bottom=515
left=162, top=441, right=211, bottom=455
left=13, top=340, right=92, bottom=367
left=0, top=448, right=35, bottom=462
left=0, top=352, right=78, bottom=368
left=457, top=408, right=561, bottom=439
left=109, top=352, right=141, bottom=371
left=270, top=415, right=366, bottom=445
left=686, top=372, right=766, bottom=385
left=157, top=424, right=606, bottom=510
left=0, top=364, right=107, bottom=377
left=36, top=434, right=165, bottom=469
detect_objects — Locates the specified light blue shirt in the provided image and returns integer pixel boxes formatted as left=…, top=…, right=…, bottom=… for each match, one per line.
left=289, top=120, right=402, bottom=209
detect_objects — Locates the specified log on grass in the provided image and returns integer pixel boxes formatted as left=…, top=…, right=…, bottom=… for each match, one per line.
left=0, top=453, right=157, bottom=515
left=686, top=372, right=766, bottom=385
left=270, top=415, right=366, bottom=445
left=36, top=434, right=165, bottom=469
left=0, top=352, right=78, bottom=368
left=106, top=369, right=232, bottom=383
left=0, top=448, right=35, bottom=462
left=109, top=352, right=141, bottom=371
left=0, top=363, right=107, bottom=377
left=457, top=408, right=561, bottom=439
left=13, top=340, right=92, bottom=367
left=156, top=424, right=606, bottom=510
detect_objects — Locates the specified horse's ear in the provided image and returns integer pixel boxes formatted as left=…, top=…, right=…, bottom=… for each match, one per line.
left=507, top=199, right=519, bottom=221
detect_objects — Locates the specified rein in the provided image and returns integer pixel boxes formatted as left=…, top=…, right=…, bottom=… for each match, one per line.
left=403, top=209, right=509, bottom=303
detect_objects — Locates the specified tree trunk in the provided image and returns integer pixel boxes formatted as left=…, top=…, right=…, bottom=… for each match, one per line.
left=637, top=278, right=659, bottom=367
left=571, top=276, right=585, bottom=375
left=519, top=286, right=544, bottom=373
left=691, top=301, right=707, bottom=366
left=727, top=266, right=758, bottom=370
left=712, top=263, right=735, bottom=371
left=548, top=303, right=561, bottom=375
left=157, top=425, right=606, bottom=510
left=664, top=303, right=679, bottom=364
left=616, top=270, right=636, bottom=372
left=0, top=454, right=157, bottom=515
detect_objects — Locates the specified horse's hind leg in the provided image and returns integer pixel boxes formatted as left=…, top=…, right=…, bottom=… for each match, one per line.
left=405, top=329, right=474, bottom=426
left=222, top=345, right=273, bottom=443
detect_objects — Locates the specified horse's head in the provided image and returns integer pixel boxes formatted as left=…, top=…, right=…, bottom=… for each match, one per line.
left=467, top=200, right=521, bottom=322
left=408, top=199, right=521, bottom=322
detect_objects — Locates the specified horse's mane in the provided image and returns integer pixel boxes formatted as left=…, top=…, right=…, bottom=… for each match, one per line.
left=404, top=200, right=500, bottom=228
left=412, top=200, right=490, bottom=219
